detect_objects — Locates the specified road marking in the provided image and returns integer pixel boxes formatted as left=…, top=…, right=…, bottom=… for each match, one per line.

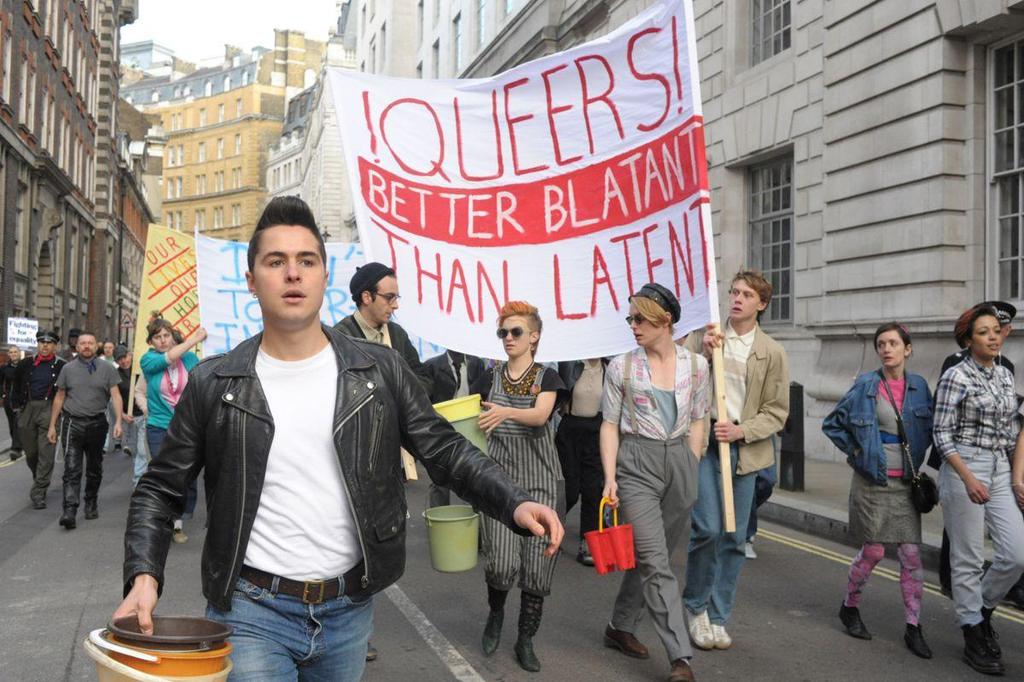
left=0, top=457, right=17, bottom=468
left=760, top=529, right=1024, bottom=627
left=384, top=584, right=487, bottom=682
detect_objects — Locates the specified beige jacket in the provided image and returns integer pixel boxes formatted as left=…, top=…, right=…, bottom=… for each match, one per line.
left=685, top=325, right=790, bottom=475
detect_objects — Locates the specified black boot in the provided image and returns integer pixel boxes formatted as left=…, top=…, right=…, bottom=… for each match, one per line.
left=59, top=509, right=77, bottom=530
left=838, top=603, right=871, bottom=640
left=962, top=623, right=1004, bottom=675
left=84, top=499, right=98, bottom=520
left=482, top=586, right=507, bottom=656
left=514, top=592, right=543, bottom=673
left=980, top=607, right=1001, bottom=659
left=904, top=624, right=932, bottom=659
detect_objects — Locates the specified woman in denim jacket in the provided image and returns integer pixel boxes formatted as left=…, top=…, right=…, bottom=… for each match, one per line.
left=822, top=322, right=933, bottom=659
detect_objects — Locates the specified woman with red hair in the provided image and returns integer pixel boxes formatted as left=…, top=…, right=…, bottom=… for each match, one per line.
left=476, top=300, right=564, bottom=673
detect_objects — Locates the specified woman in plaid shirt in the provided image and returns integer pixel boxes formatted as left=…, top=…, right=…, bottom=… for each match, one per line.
left=933, top=304, right=1024, bottom=676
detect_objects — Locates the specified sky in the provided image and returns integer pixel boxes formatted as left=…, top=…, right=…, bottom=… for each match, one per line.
left=121, top=0, right=343, bottom=64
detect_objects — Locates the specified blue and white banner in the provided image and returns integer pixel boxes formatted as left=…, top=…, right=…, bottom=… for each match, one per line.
left=195, top=233, right=444, bottom=360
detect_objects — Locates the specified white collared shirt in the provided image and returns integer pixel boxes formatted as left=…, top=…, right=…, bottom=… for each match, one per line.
left=723, top=322, right=755, bottom=423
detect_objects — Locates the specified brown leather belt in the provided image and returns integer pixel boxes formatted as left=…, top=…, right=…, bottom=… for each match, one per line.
left=239, top=562, right=365, bottom=604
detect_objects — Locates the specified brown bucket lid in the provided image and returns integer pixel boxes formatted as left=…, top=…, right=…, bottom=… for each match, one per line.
left=107, top=616, right=233, bottom=651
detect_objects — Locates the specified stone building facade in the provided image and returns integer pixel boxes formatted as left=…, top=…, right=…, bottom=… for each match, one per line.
left=123, top=33, right=325, bottom=242
left=268, top=3, right=358, bottom=242
left=0, top=0, right=136, bottom=344
left=351, top=0, right=1024, bottom=461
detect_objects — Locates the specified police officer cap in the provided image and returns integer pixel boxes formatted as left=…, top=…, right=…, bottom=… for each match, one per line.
left=982, top=300, right=1017, bottom=326
left=36, top=330, right=59, bottom=343
left=631, top=283, right=681, bottom=324
left=349, top=262, right=396, bottom=301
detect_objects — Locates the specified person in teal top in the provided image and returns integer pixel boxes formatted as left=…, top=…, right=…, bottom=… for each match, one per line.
left=140, top=318, right=207, bottom=543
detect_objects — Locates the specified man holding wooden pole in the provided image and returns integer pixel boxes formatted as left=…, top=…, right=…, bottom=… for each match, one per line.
left=684, top=270, right=790, bottom=651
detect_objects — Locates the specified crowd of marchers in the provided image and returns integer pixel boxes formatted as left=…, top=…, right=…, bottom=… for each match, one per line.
left=3, top=195, right=1024, bottom=681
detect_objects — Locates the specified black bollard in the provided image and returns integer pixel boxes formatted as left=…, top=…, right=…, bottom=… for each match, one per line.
left=779, top=381, right=804, bottom=491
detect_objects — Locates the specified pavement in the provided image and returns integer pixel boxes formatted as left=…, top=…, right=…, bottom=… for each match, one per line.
left=2, top=443, right=1024, bottom=682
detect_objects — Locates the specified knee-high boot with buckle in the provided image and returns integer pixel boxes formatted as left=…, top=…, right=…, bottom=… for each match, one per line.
left=515, top=592, right=543, bottom=672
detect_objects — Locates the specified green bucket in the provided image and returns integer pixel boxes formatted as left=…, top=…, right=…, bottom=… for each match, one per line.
left=422, top=505, right=479, bottom=573
left=450, top=416, right=487, bottom=454
left=434, top=395, right=487, bottom=454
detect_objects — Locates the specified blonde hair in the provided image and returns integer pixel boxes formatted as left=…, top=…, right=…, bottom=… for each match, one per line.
left=498, top=300, right=542, bottom=354
left=632, top=296, right=672, bottom=327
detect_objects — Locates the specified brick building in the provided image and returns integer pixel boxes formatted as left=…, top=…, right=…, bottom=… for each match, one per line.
left=0, top=0, right=136, bottom=343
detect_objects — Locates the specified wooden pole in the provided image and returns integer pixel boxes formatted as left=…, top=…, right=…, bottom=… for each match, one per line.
left=710, top=334, right=736, bottom=533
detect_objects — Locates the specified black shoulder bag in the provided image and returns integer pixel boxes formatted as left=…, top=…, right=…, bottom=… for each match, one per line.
left=877, top=372, right=939, bottom=514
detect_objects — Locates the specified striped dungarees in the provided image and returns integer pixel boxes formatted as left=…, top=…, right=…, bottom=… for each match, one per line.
left=480, top=363, right=561, bottom=595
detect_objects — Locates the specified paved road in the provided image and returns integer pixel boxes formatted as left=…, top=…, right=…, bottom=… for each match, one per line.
left=1, top=452, right=1022, bottom=681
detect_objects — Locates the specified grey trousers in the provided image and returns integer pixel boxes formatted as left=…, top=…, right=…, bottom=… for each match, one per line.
left=940, top=443, right=1024, bottom=626
left=611, top=435, right=699, bottom=662
left=20, top=400, right=56, bottom=504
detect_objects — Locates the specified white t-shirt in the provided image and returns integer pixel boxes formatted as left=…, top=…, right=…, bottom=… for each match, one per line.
left=244, top=344, right=362, bottom=580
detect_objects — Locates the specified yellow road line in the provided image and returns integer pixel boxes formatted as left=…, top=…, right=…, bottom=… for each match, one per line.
left=760, top=528, right=1024, bottom=627
left=0, top=457, right=17, bottom=468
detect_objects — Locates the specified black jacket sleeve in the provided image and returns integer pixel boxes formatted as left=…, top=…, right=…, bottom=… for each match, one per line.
left=389, top=353, right=531, bottom=534
left=123, top=375, right=206, bottom=596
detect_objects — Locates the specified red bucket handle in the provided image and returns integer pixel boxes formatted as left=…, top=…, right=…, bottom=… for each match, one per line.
left=598, top=497, right=618, bottom=532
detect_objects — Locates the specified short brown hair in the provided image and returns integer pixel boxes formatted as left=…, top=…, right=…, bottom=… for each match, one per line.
left=146, top=317, right=184, bottom=344
left=731, top=269, right=773, bottom=307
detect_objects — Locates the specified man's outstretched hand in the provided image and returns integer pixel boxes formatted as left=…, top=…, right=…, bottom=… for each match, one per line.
left=112, top=574, right=160, bottom=635
left=512, top=501, right=564, bottom=557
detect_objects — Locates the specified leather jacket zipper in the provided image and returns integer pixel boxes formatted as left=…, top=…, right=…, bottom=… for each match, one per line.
left=334, top=392, right=375, bottom=589
left=226, top=413, right=247, bottom=598
left=367, top=401, right=385, bottom=473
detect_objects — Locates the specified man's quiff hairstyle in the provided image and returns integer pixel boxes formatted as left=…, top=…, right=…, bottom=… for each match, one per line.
left=247, top=196, right=327, bottom=271
left=731, top=269, right=773, bottom=306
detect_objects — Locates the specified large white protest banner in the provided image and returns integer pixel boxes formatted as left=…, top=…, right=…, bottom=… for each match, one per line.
left=329, top=0, right=716, bottom=362
left=195, top=234, right=445, bottom=359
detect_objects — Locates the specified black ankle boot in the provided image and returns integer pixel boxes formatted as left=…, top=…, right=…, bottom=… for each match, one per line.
left=962, top=623, right=1005, bottom=675
left=84, top=499, right=98, bottom=520
left=59, top=509, right=76, bottom=530
left=838, top=603, right=871, bottom=640
left=515, top=592, right=543, bottom=673
left=980, top=607, right=1001, bottom=659
left=904, top=624, right=932, bottom=659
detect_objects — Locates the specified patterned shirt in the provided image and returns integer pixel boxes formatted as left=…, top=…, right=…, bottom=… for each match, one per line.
left=933, top=355, right=1018, bottom=459
left=602, top=345, right=710, bottom=440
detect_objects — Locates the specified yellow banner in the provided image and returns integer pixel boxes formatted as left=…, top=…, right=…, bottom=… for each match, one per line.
left=130, top=225, right=200, bottom=384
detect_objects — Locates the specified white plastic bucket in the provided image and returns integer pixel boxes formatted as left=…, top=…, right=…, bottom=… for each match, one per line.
left=84, top=638, right=233, bottom=682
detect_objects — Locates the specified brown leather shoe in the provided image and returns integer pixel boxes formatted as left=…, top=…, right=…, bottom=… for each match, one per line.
left=604, top=625, right=650, bottom=659
left=668, top=658, right=695, bottom=682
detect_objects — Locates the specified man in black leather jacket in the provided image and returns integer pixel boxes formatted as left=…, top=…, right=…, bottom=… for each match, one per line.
left=114, top=197, right=562, bottom=680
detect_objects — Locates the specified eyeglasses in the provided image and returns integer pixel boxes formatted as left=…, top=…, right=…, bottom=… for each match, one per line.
left=376, top=293, right=401, bottom=303
left=625, top=315, right=647, bottom=326
left=496, top=327, right=525, bottom=339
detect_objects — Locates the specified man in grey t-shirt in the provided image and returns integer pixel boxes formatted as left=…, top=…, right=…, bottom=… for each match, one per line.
left=47, top=332, right=122, bottom=529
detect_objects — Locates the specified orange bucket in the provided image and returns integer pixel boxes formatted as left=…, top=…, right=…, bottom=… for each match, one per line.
left=108, top=637, right=233, bottom=676
left=583, top=497, right=636, bottom=575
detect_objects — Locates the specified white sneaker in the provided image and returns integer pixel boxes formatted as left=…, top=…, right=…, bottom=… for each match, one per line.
left=745, top=541, right=757, bottom=559
left=711, top=623, right=732, bottom=649
left=687, top=610, right=715, bottom=650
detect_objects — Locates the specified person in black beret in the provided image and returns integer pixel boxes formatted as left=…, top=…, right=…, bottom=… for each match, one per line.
left=61, top=328, right=82, bottom=361
left=9, top=330, right=67, bottom=508
left=334, top=262, right=433, bottom=397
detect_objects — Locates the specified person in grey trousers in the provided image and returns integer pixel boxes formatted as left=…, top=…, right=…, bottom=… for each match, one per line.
left=933, top=304, right=1024, bottom=676
left=600, top=283, right=709, bottom=682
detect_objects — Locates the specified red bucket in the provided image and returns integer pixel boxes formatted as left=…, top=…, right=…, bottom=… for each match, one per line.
left=583, top=497, right=636, bottom=575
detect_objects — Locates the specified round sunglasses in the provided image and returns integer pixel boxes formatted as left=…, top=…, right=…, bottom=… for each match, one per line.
left=496, top=326, right=525, bottom=339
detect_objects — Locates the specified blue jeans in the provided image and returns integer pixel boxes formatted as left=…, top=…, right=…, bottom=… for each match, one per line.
left=746, top=459, right=777, bottom=542
left=683, top=442, right=757, bottom=625
left=206, top=576, right=373, bottom=681
left=146, top=425, right=197, bottom=516
left=126, top=415, right=149, bottom=486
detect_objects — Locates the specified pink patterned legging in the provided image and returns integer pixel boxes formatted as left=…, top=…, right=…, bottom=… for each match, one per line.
left=843, top=542, right=923, bottom=625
